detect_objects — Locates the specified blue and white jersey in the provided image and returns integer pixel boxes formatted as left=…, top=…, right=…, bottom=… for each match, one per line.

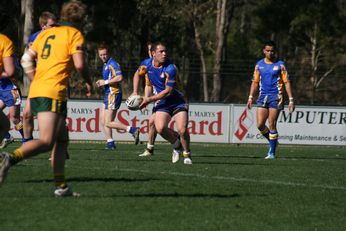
left=102, top=57, right=122, bottom=95
left=252, top=58, right=290, bottom=96
left=137, top=58, right=185, bottom=107
left=27, top=30, right=41, bottom=47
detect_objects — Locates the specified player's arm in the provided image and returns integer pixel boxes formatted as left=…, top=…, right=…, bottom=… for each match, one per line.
left=284, top=81, right=295, bottom=113
left=21, top=48, right=36, bottom=80
left=281, top=63, right=295, bottom=113
left=247, top=81, right=258, bottom=109
left=72, top=52, right=92, bottom=97
left=132, top=70, right=141, bottom=96
left=140, top=85, right=172, bottom=109
left=144, top=85, right=153, bottom=97
left=96, top=65, right=123, bottom=87
left=1, top=56, right=15, bottom=79
left=247, top=65, right=260, bottom=109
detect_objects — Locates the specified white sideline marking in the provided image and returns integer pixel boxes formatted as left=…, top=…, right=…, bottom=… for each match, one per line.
left=21, top=163, right=346, bottom=191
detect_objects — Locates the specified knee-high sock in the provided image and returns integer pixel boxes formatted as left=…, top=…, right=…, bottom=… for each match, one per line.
left=269, top=132, right=278, bottom=154
left=259, top=126, right=270, bottom=141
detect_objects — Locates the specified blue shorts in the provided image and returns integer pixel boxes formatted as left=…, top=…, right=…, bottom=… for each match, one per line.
left=0, top=89, right=22, bottom=107
left=256, top=94, right=283, bottom=110
left=103, top=92, right=122, bottom=110
left=153, top=101, right=188, bottom=117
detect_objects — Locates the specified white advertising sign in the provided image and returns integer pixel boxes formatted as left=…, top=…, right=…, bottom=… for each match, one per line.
left=231, top=105, right=346, bottom=146
left=6, top=99, right=230, bottom=143
left=4, top=100, right=345, bottom=145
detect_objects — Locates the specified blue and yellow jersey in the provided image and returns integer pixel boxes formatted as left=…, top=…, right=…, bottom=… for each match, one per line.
left=137, top=58, right=185, bottom=105
left=102, top=57, right=122, bottom=95
left=27, top=30, right=41, bottom=48
left=0, top=33, right=18, bottom=90
left=252, top=58, right=290, bottom=96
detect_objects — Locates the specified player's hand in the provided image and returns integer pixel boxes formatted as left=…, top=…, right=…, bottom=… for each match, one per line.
left=85, top=82, right=92, bottom=97
left=139, top=96, right=150, bottom=109
left=288, top=102, right=295, bottom=113
left=247, top=98, right=253, bottom=109
left=96, top=79, right=105, bottom=87
left=130, top=92, right=138, bottom=97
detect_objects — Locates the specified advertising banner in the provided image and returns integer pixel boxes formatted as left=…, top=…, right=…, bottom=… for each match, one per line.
left=6, top=99, right=230, bottom=143
left=231, top=105, right=346, bottom=146
left=4, top=100, right=345, bottom=145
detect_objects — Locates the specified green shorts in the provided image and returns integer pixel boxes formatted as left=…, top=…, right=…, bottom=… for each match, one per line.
left=30, top=97, right=67, bottom=117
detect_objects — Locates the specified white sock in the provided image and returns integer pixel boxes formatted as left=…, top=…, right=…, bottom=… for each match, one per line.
left=126, top=126, right=131, bottom=132
left=147, top=144, right=154, bottom=149
left=107, top=139, right=113, bottom=143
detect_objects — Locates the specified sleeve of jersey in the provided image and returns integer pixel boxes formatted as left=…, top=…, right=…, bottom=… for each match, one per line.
left=109, top=63, right=122, bottom=79
left=137, top=64, right=147, bottom=77
left=165, top=65, right=176, bottom=87
left=280, top=63, right=290, bottom=82
left=3, top=37, right=14, bottom=57
left=70, top=30, right=85, bottom=54
left=252, top=64, right=260, bottom=82
left=145, top=75, right=152, bottom=86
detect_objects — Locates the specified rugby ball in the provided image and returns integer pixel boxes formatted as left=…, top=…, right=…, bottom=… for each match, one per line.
left=126, top=95, right=143, bottom=111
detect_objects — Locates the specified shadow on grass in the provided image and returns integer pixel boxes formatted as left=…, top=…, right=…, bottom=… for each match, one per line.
left=114, top=192, right=242, bottom=198
left=24, top=177, right=156, bottom=183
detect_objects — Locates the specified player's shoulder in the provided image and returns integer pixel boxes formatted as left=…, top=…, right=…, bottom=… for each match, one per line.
left=0, top=33, right=13, bottom=44
left=275, top=60, right=287, bottom=68
left=163, top=59, right=176, bottom=70
left=108, top=57, right=119, bottom=66
left=256, top=58, right=265, bottom=66
left=0, top=33, right=11, bottom=41
left=141, top=57, right=152, bottom=66
left=28, top=31, right=41, bottom=41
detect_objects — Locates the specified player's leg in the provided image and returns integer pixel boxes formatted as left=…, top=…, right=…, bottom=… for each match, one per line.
left=174, top=111, right=192, bottom=165
left=8, top=104, right=24, bottom=140
left=256, top=107, right=269, bottom=135
left=139, top=113, right=157, bottom=156
left=22, top=98, right=34, bottom=142
left=154, top=111, right=181, bottom=163
left=154, top=111, right=177, bottom=143
left=100, top=107, right=116, bottom=149
left=51, top=118, right=77, bottom=197
left=0, top=111, right=60, bottom=185
left=0, top=98, right=14, bottom=149
left=106, top=93, right=140, bottom=145
left=106, top=111, right=140, bottom=143
left=0, top=110, right=10, bottom=143
left=256, top=107, right=274, bottom=159
left=266, top=108, right=280, bottom=159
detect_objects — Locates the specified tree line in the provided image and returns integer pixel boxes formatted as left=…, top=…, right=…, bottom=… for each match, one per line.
left=3, top=0, right=346, bottom=105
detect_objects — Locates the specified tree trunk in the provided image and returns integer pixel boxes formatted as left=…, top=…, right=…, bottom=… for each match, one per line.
left=193, top=20, right=209, bottom=102
left=21, top=0, right=34, bottom=96
left=309, top=23, right=318, bottom=105
left=211, top=0, right=227, bottom=102
left=22, top=0, right=34, bottom=48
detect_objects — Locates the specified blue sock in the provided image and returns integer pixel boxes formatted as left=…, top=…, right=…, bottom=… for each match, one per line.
left=259, top=126, right=270, bottom=141
left=129, top=127, right=137, bottom=134
left=15, top=122, right=24, bottom=139
left=4, top=132, right=11, bottom=139
left=269, top=132, right=278, bottom=154
left=22, top=136, right=33, bottom=143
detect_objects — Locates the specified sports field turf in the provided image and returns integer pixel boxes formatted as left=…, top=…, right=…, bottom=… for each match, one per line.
left=0, top=142, right=345, bottom=231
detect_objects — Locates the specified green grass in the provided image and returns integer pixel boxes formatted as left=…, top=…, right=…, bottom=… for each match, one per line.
left=0, top=142, right=345, bottom=231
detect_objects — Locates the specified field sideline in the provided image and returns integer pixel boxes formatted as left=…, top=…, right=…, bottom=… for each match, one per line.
left=0, top=142, right=345, bottom=231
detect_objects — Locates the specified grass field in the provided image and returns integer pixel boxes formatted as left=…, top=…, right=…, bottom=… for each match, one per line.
left=0, top=142, right=345, bottom=231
